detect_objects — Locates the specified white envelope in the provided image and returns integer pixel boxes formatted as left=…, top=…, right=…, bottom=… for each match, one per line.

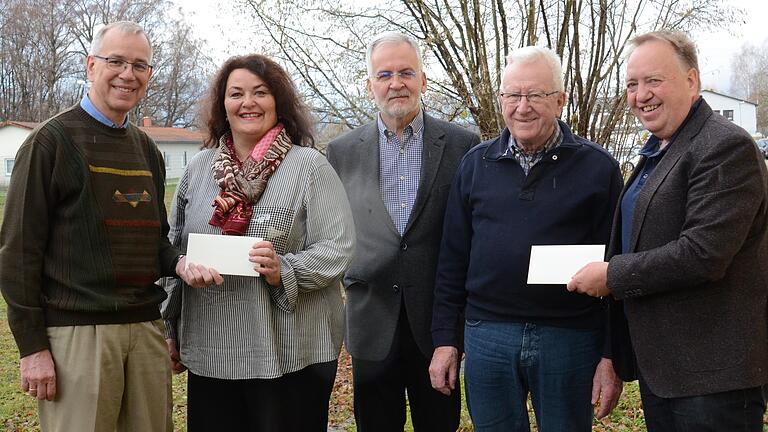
left=527, top=244, right=606, bottom=284
left=185, top=233, right=263, bottom=277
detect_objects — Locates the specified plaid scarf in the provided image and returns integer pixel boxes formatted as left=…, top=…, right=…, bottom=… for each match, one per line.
left=209, top=124, right=292, bottom=235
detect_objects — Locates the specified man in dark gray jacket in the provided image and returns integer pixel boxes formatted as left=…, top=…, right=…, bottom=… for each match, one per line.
left=569, top=30, right=768, bottom=430
left=326, top=31, right=479, bottom=432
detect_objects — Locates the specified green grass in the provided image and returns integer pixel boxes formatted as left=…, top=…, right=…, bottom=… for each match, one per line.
left=165, top=182, right=177, bottom=207
left=0, top=300, right=38, bottom=431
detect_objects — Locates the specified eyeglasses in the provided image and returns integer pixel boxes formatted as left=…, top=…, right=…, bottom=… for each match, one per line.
left=373, top=70, right=418, bottom=82
left=92, top=55, right=153, bottom=74
left=498, top=91, right=560, bottom=105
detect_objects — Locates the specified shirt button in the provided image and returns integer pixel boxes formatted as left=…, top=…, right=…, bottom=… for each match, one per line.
left=401, top=243, right=408, bottom=251
left=400, top=149, right=405, bottom=154
left=552, top=155, right=558, bottom=160
left=399, top=175, right=405, bottom=181
left=642, top=173, right=649, bottom=178
left=392, top=284, right=400, bottom=292
left=400, top=203, right=406, bottom=208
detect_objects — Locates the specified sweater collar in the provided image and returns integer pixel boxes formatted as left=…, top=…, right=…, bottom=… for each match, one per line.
left=484, top=119, right=581, bottom=161
left=80, top=94, right=129, bottom=129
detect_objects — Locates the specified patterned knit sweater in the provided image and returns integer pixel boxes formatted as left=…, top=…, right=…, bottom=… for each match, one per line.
left=0, top=105, right=181, bottom=357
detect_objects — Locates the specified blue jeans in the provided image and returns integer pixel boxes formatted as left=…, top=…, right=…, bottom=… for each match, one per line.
left=463, top=320, right=602, bottom=432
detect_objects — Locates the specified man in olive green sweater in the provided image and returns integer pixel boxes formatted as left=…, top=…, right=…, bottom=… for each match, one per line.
left=0, top=21, right=219, bottom=432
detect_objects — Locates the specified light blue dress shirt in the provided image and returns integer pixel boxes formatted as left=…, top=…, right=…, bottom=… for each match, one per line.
left=80, top=94, right=129, bottom=128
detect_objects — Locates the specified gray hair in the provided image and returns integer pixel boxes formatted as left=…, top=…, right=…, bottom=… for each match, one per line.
left=627, top=30, right=700, bottom=92
left=366, top=31, right=423, bottom=77
left=503, top=46, right=564, bottom=92
left=89, top=21, right=153, bottom=63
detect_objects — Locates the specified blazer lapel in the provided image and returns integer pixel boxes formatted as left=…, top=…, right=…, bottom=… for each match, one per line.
left=629, top=148, right=684, bottom=251
left=358, top=122, right=401, bottom=236
left=404, top=114, right=446, bottom=234
left=628, top=100, right=712, bottom=251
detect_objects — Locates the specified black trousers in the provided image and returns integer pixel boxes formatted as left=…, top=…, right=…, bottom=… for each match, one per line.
left=639, top=375, right=767, bottom=432
left=352, top=307, right=461, bottom=432
left=187, top=359, right=338, bottom=432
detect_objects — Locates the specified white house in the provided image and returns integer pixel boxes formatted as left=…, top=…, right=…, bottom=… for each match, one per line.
left=702, top=90, right=758, bottom=136
left=0, top=118, right=203, bottom=187
left=138, top=118, right=205, bottom=180
left=0, top=121, right=37, bottom=187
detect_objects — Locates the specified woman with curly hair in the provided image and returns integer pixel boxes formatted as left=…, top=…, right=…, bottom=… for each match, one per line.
left=162, top=54, right=354, bottom=431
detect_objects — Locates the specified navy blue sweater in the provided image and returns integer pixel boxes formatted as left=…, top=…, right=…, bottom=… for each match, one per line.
left=432, top=121, right=622, bottom=348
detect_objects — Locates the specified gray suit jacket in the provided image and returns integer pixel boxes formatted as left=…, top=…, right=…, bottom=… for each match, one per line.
left=327, top=114, right=479, bottom=361
left=606, top=98, right=768, bottom=397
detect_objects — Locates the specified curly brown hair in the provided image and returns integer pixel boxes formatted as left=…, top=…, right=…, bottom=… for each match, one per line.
left=203, top=54, right=315, bottom=148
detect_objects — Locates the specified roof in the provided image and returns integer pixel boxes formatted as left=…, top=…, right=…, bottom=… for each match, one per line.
left=702, top=89, right=758, bottom=106
left=138, top=126, right=204, bottom=143
left=0, top=121, right=203, bottom=144
left=0, top=121, right=38, bottom=129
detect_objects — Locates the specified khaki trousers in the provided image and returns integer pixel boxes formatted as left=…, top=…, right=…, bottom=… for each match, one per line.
left=38, top=320, right=173, bottom=432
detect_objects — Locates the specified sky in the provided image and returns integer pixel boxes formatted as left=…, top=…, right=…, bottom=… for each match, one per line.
left=692, top=0, right=768, bottom=95
left=171, top=0, right=768, bottom=97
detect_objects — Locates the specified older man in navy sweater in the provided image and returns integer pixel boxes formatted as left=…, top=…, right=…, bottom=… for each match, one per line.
left=429, top=46, right=624, bottom=431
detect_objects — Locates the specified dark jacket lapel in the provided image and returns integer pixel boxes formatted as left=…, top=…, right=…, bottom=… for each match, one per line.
left=629, top=99, right=713, bottom=252
left=358, top=121, right=400, bottom=236
left=404, top=114, right=446, bottom=234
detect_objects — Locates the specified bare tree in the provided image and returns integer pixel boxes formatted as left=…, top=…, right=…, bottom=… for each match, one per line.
left=0, top=0, right=212, bottom=129
left=240, top=0, right=739, bottom=162
left=135, top=17, right=216, bottom=127
left=242, top=0, right=377, bottom=130
left=67, top=0, right=169, bottom=58
left=0, top=0, right=81, bottom=121
left=729, top=39, right=768, bottom=135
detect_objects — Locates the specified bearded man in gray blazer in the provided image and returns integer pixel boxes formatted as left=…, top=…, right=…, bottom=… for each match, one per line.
left=326, top=31, right=479, bottom=431
left=568, top=30, right=768, bottom=431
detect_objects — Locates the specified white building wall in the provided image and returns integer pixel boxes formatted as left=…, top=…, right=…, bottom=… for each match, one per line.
left=702, top=90, right=758, bottom=135
left=156, top=142, right=203, bottom=181
left=1, top=126, right=202, bottom=187
left=0, top=126, right=32, bottom=187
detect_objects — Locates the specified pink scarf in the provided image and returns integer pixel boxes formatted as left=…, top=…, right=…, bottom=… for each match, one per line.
left=208, top=124, right=292, bottom=235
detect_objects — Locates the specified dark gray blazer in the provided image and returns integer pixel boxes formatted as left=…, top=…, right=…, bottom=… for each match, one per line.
left=327, top=114, right=479, bottom=361
left=606, top=98, right=768, bottom=397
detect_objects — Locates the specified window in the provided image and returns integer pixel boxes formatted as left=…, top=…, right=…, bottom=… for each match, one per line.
left=713, top=110, right=721, bottom=115
left=5, top=159, right=14, bottom=176
left=723, top=110, right=734, bottom=121
left=183, top=151, right=188, bottom=167
left=163, top=152, right=171, bottom=171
